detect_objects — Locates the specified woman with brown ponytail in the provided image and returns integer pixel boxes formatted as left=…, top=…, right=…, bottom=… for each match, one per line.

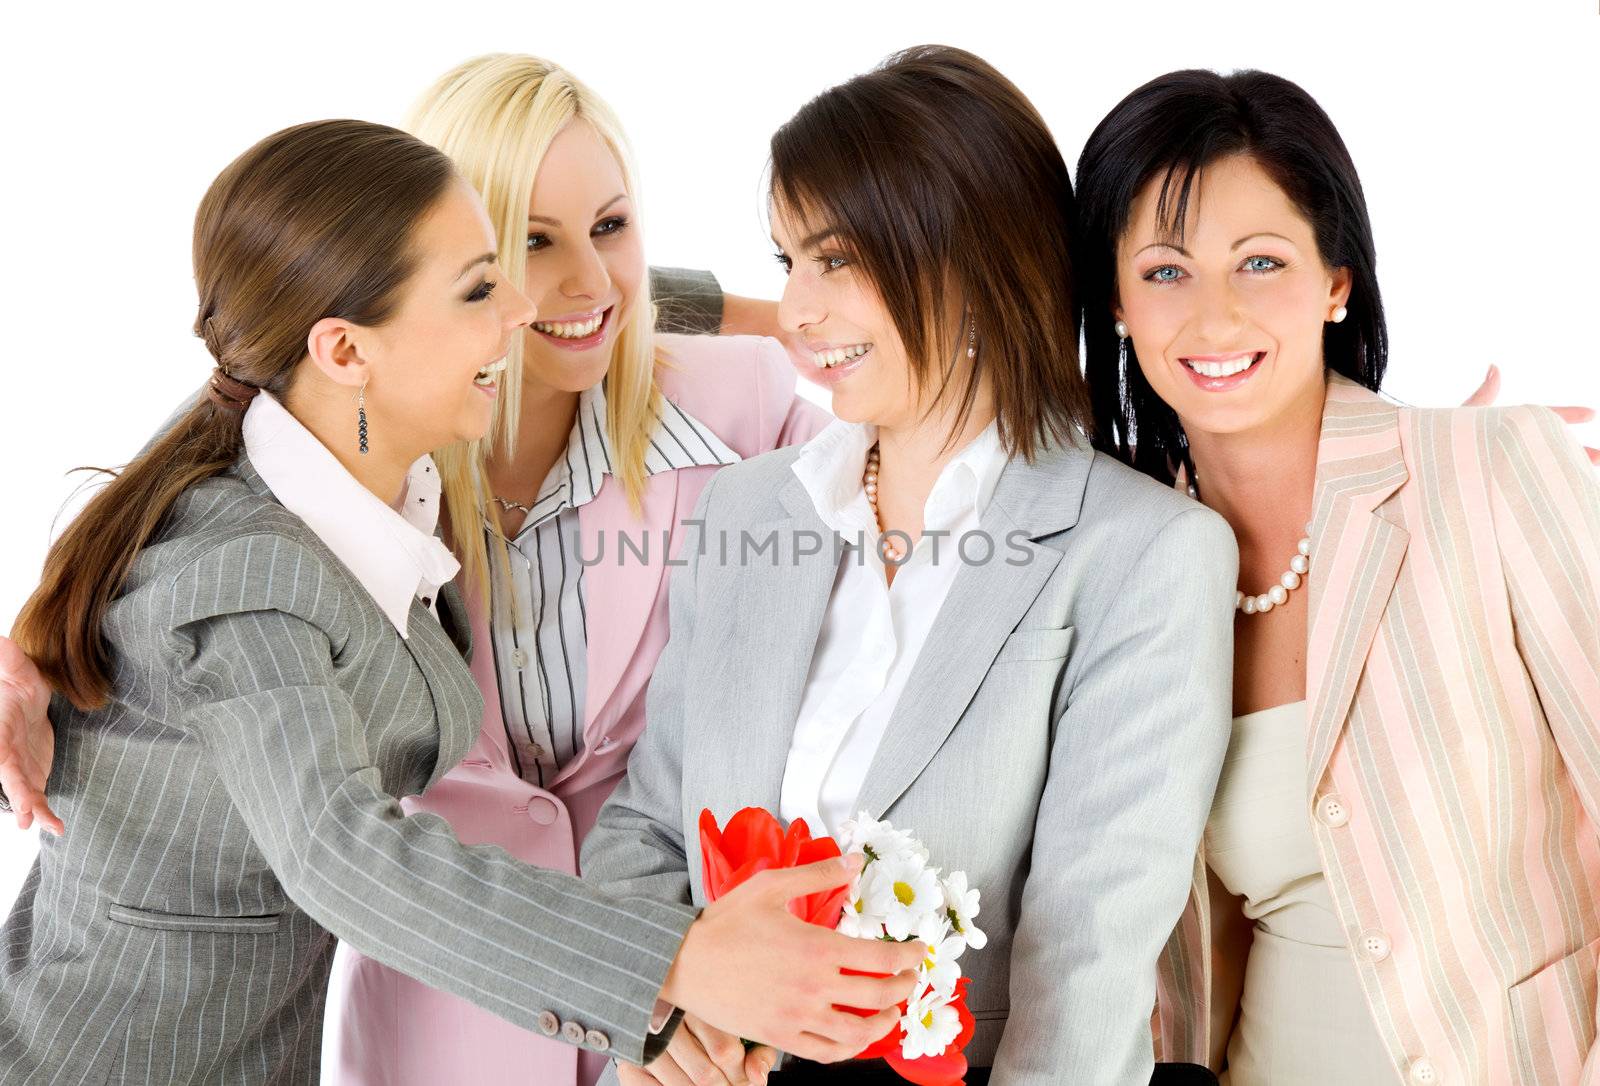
left=0, top=118, right=921, bottom=1085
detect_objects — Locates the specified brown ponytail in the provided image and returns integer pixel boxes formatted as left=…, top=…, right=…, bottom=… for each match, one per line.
left=12, top=119, right=456, bottom=710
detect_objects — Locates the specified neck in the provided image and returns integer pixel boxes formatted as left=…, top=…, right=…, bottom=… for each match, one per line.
left=1185, top=378, right=1326, bottom=555
left=283, top=380, right=419, bottom=508
left=872, top=389, right=998, bottom=532
left=489, top=377, right=581, bottom=500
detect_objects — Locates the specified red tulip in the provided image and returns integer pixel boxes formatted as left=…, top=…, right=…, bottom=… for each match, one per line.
left=697, top=808, right=847, bottom=927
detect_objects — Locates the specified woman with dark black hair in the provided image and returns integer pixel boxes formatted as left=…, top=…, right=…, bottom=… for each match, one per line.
left=1076, top=69, right=1600, bottom=1085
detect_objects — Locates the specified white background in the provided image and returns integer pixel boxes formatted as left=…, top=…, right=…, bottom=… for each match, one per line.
left=2, top=1, right=1596, bottom=911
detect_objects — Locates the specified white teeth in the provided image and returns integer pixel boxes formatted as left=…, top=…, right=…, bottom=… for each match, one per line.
left=533, top=313, right=604, bottom=339
left=474, top=359, right=508, bottom=386
left=1188, top=355, right=1257, bottom=379
left=810, top=343, right=871, bottom=368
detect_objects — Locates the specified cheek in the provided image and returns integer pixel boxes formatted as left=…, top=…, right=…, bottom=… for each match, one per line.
left=608, top=236, right=646, bottom=313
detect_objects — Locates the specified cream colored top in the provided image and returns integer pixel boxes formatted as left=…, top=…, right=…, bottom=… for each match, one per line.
left=1205, top=702, right=1396, bottom=1085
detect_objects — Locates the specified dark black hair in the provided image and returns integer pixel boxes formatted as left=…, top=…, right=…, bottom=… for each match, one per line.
left=1075, top=68, right=1388, bottom=488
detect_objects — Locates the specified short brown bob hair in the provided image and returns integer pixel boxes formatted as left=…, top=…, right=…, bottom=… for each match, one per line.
left=769, top=44, right=1090, bottom=459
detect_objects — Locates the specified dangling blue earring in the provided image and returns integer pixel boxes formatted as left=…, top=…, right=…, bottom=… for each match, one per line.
left=357, top=382, right=369, bottom=455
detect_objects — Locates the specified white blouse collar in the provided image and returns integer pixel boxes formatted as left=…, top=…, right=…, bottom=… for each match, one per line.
left=242, top=392, right=460, bottom=637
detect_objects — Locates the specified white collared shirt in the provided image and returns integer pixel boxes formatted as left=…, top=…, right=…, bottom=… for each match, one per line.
left=779, top=418, right=1007, bottom=836
left=485, top=379, right=740, bottom=786
left=242, top=391, right=459, bottom=638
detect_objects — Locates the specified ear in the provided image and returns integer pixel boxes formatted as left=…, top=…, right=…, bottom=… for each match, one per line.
left=1328, top=266, right=1353, bottom=310
left=305, top=317, right=372, bottom=390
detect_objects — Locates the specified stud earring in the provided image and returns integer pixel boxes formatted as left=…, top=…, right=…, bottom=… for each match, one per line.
left=357, top=383, right=369, bottom=455
left=1331, top=305, right=1348, bottom=324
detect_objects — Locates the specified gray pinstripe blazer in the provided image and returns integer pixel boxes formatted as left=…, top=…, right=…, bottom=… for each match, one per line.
left=0, top=455, right=695, bottom=1084
left=584, top=437, right=1238, bottom=1085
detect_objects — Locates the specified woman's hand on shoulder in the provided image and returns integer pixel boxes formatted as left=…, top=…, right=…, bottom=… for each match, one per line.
left=1466, top=364, right=1598, bottom=465
left=0, top=634, right=62, bottom=835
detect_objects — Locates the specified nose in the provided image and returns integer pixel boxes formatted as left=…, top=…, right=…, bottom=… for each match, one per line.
left=1187, top=271, right=1248, bottom=344
left=559, top=238, right=611, bottom=303
left=778, top=271, right=824, bottom=337
left=502, top=278, right=537, bottom=331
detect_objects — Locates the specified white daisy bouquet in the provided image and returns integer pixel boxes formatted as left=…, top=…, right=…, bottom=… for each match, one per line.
left=835, top=811, right=985, bottom=1086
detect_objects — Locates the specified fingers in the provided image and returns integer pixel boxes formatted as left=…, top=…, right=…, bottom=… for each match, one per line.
left=617, top=1064, right=657, bottom=1086
left=1549, top=406, right=1597, bottom=424
left=680, top=1015, right=747, bottom=1085
left=753, top=854, right=861, bottom=901
left=1462, top=364, right=1500, bottom=407
left=1587, top=446, right=1600, bottom=468
left=828, top=929, right=926, bottom=978
left=782, top=1005, right=902, bottom=1064
left=638, top=1049, right=696, bottom=1086
left=824, top=969, right=921, bottom=1012
left=743, top=1046, right=778, bottom=1085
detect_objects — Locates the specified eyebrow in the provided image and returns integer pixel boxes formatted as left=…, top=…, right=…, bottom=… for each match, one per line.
left=456, top=252, right=498, bottom=279
left=527, top=192, right=629, bottom=227
left=1135, top=231, right=1300, bottom=259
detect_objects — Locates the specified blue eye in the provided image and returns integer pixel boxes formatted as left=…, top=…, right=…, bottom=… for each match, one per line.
left=1243, top=256, right=1283, bottom=273
left=821, top=255, right=848, bottom=273
left=1145, top=265, right=1184, bottom=283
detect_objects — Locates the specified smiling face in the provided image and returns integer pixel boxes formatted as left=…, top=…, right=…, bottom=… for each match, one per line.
left=772, top=198, right=950, bottom=431
left=517, top=118, right=644, bottom=394
left=360, top=177, right=536, bottom=453
left=1115, top=153, right=1351, bottom=439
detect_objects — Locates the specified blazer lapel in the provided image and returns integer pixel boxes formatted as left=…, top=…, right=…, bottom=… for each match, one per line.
left=1304, top=375, right=1410, bottom=793
left=852, top=440, right=1089, bottom=819
left=578, top=471, right=682, bottom=738
left=701, top=472, right=848, bottom=817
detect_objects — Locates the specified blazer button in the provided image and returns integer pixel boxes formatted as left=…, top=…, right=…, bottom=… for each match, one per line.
left=527, top=796, right=560, bottom=826
left=536, top=1011, right=560, bottom=1036
left=1408, top=1057, right=1440, bottom=1084
left=1358, top=929, right=1391, bottom=961
left=512, top=649, right=529, bottom=669
left=585, top=1028, right=611, bottom=1051
left=1316, top=793, right=1350, bottom=828
left=561, top=1020, right=587, bottom=1045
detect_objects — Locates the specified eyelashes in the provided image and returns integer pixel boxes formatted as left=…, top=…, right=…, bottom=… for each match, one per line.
left=467, top=280, right=498, bottom=302
left=526, top=215, right=633, bottom=254
left=1140, top=255, right=1287, bottom=283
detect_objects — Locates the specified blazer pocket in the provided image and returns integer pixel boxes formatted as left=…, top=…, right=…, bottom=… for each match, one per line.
left=991, top=626, right=1075, bottom=665
left=1507, top=932, right=1600, bottom=1080
left=108, top=904, right=282, bottom=935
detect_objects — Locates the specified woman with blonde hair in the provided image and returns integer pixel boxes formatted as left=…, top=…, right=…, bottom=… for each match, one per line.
left=317, top=54, right=829, bottom=1086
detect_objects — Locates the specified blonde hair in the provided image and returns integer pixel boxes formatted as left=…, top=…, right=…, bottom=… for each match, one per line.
left=406, top=53, right=666, bottom=601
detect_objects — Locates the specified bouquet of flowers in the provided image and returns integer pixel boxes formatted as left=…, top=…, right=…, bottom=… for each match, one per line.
left=699, top=808, right=985, bottom=1086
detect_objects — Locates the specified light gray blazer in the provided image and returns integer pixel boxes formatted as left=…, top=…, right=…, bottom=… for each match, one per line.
left=0, top=455, right=695, bottom=1084
left=582, top=435, right=1238, bottom=1084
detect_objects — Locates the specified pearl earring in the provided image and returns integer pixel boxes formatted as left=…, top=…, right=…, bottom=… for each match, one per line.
left=1331, top=305, right=1348, bottom=324
left=1115, top=320, right=1129, bottom=373
left=1115, top=320, right=1129, bottom=338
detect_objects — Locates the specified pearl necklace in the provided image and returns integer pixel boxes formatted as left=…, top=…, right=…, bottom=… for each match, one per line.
left=1238, top=525, right=1312, bottom=615
left=863, top=443, right=906, bottom=562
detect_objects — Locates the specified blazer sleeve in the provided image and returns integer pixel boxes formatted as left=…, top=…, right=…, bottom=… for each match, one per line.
left=161, top=537, right=696, bottom=1067
left=580, top=473, right=722, bottom=905
left=1489, top=406, right=1600, bottom=1070
left=650, top=266, right=723, bottom=336
left=990, top=505, right=1238, bottom=1084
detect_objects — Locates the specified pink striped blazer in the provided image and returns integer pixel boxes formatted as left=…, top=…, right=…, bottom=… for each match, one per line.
left=1154, top=373, right=1600, bottom=1084
left=326, top=335, right=828, bottom=1086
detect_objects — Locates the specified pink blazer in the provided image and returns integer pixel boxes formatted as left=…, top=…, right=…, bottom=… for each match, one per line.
left=326, top=334, right=828, bottom=1086
left=1155, top=374, right=1600, bottom=1084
